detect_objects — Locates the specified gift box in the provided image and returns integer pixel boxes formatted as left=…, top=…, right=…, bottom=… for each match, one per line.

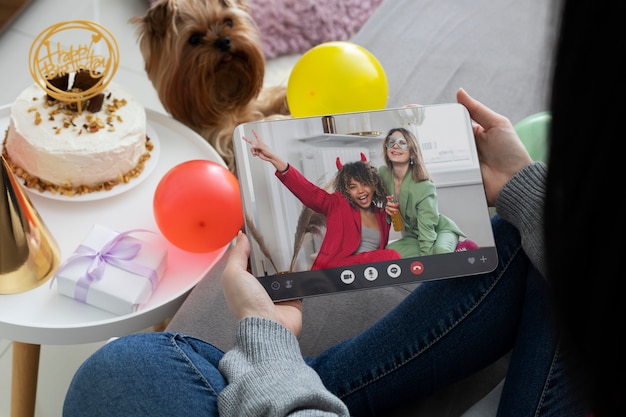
left=54, top=224, right=168, bottom=315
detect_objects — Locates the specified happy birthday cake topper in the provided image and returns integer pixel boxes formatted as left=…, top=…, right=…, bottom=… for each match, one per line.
left=29, top=20, right=120, bottom=111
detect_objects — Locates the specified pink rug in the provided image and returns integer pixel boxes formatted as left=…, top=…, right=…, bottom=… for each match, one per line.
left=249, top=0, right=384, bottom=58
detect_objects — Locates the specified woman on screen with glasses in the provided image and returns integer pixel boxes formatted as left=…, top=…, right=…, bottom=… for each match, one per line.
left=380, top=127, right=470, bottom=257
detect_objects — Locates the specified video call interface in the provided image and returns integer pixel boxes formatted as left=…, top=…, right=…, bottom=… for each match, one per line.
left=232, top=104, right=498, bottom=301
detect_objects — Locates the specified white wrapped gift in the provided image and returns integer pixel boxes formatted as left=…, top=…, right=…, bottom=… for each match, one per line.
left=54, top=224, right=168, bottom=315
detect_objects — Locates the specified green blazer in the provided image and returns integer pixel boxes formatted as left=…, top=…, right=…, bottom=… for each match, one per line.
left=380, top=165, right=465, bottom=257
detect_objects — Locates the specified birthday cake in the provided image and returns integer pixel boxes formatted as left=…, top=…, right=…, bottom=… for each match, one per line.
left=1, top=20, right=152, bottom=196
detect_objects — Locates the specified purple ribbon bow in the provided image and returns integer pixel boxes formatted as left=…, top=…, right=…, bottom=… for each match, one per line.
left=53, top=229, right=159, bottom=304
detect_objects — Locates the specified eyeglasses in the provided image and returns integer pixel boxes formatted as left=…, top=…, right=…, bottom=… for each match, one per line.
left=385, top=136, right=409, bottom=150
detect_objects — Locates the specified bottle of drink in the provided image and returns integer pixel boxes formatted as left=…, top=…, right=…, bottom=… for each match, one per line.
left=390, top=197, right=403, bottom=232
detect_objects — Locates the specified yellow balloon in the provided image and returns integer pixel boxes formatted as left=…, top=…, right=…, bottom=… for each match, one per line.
left=287, top=41, right=388, bottom=118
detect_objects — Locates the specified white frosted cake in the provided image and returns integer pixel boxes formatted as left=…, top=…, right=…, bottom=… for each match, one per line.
left=2, top=78, right=151, bottom=196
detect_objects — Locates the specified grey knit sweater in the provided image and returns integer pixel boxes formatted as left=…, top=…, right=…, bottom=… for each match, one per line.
left=217, top=162, right=548, bottom=416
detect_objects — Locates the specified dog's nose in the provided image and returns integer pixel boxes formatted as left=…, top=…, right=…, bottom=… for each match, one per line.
left=214, top=37, right=231, bottom=52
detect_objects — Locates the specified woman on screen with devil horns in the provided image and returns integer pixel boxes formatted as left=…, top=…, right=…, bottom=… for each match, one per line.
left=243, top=130, right=400, bottom=270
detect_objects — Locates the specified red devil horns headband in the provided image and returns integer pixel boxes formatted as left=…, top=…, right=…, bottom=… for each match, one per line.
left=335, top=152, right=368, bottom=170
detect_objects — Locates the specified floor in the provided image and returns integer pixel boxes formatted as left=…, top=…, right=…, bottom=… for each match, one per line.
left=0, top=1, right=298, bottom=416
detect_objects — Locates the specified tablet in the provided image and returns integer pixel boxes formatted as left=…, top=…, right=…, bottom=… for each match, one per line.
left=232, top=103, right=497, bottom=301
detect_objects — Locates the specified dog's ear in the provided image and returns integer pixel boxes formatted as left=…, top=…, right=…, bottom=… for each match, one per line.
left=222, top=0, right=250, bottom=12
left=138, top=0, right=177, bottom=38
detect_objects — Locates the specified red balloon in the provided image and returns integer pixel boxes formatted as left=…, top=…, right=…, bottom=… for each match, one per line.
left=153, top=160, right=243, bottom=253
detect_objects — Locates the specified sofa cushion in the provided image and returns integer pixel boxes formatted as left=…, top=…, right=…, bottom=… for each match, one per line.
left=350, top=0, right=556, bottom=124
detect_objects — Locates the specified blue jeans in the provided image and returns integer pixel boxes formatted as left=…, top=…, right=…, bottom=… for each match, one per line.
left=62, top=215, right=585, bottom=417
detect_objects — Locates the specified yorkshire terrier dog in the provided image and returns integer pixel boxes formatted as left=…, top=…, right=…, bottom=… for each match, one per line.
left=132, top=0, right=289, bottom=173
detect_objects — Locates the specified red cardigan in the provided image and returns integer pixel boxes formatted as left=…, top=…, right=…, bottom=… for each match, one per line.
left=277, top=166, right=400, bottom=270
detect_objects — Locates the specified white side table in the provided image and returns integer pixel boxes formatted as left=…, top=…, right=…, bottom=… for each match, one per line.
left=1, top=109, right=230, bottom=417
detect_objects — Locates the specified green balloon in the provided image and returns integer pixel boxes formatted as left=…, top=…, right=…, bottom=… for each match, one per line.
left=514, top=111, right=551, bottom=163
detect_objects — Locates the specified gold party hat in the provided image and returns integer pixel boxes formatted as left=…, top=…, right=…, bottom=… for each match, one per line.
left=0, top=155, right=61, bottom=294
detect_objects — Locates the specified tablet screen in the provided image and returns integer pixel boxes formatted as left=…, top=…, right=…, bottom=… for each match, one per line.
left=232, top=103, right=497, bottom=301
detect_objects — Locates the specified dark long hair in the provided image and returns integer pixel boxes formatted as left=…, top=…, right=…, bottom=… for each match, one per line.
left=545, top=1, right=622, bottom=415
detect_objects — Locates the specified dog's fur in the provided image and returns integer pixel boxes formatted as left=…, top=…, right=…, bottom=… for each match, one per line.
left=131, top=0, right=289, bottom=173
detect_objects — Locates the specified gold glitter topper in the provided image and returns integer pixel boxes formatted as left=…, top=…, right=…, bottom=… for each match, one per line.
left=29, top=20, right=119, bottom=105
